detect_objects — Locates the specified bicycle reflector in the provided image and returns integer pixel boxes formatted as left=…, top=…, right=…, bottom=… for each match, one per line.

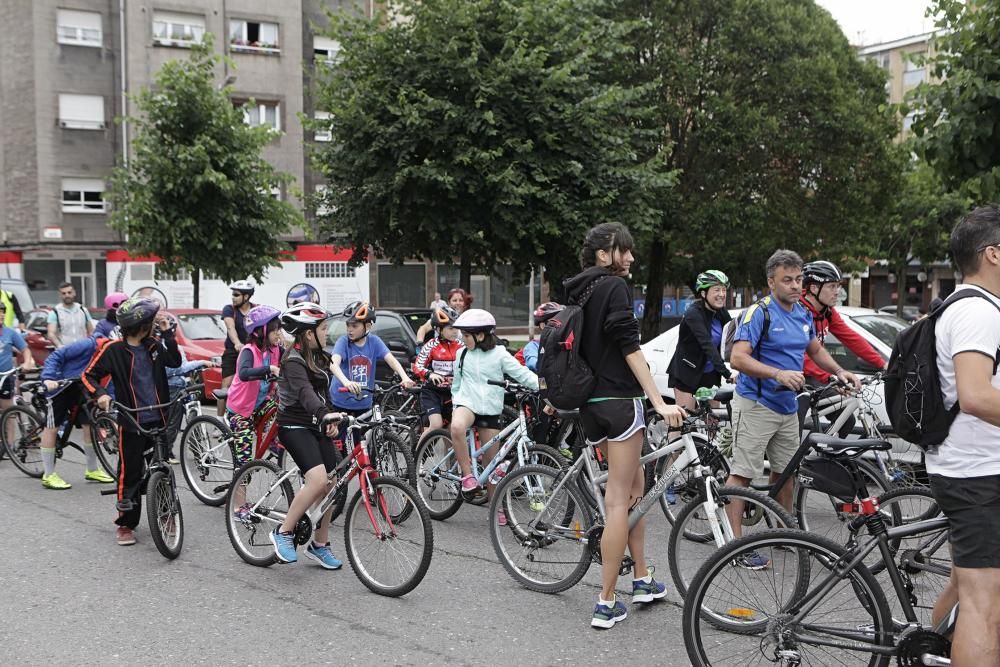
left=725, top=608, right=756, bottom=620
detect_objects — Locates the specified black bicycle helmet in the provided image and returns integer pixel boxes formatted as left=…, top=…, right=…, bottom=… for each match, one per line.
left=802, top=261, right=842, bottom=285
left=431, top=305, right=459, bottom=329
left=532, top=302, right=564, bottom=326
left=115, top=296, right=161, bottom=329
left=343, top=301, right=376, bottom=324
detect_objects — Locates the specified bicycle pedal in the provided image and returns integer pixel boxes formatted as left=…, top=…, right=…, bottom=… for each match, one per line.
left=619, top=556, right=635, bottom=576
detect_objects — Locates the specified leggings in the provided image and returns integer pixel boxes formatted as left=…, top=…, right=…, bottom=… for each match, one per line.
left=227, top=397, right=277, bottom=467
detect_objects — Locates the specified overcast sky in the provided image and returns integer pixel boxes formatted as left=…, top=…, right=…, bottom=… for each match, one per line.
left=815, top=0, right=937, bottom=45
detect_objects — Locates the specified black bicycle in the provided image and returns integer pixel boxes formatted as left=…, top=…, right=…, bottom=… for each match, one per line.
left=99, top=385, right=202, bottom=560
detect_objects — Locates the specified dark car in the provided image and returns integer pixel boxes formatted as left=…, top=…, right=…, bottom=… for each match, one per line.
left=877, top=305, right=921, bottom=323
left=324, top=309, right=422, bottom=382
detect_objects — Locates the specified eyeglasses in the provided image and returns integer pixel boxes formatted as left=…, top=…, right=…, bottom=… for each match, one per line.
left=977, top=243, right=1000, bottom=253
left=231, top=292, right=243, bottom=298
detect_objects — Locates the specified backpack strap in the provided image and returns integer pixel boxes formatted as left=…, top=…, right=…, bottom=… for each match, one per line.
left=935, top=288, right=1000, bottom=380
left=458, top=348, right=468, bottom=376
left=738, top=297, right=772, bottom=399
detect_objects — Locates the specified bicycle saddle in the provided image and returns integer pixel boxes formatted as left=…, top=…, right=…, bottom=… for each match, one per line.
left=805, top=432, right=891, bottom=458
left=712, top=387, right=734, bottom=403
left=212, top=388, right=229, bottom=400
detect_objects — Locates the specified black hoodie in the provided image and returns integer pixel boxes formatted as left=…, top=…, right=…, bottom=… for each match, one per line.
left=563, top=266, right=643, bottom=399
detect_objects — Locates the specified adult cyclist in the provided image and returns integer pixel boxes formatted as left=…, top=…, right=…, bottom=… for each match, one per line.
left=219, top=280, right=256, bottom=415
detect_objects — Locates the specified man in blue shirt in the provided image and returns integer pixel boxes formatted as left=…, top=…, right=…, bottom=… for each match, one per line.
left=724, top=249, right=859, bottom=568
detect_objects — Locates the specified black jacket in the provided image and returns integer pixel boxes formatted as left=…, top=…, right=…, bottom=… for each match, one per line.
left=277, top=347, right=335, bottom=428
left=667, top=299, right=732, bottom=387
left=82, top=332, right=182, bottom=429
left=563, top=266, right=643, bottom=399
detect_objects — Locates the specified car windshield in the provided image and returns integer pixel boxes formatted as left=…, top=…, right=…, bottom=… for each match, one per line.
left=400, top=312, right=430, bottom=335
left=176, top=313, right=227, bottom=340
left=850, top=315, right=908, bottom=348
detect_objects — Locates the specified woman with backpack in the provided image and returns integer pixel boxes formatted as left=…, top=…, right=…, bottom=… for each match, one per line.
left=562, top=222, right=686, bottom=629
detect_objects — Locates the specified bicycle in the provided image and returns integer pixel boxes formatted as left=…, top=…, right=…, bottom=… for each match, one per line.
left=98, top=385, right=202, bottom=560
left=487, top=386, right=793, bottom=594
left=413, top=380, right=568, bottom=521
left=225, top=412, right=433, bottom=597
left=681, top=489, right=956, bottom=665
left=1, top=373, right=119, bottom=481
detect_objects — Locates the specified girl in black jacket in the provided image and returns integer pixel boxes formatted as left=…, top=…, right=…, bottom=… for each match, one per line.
left=269, top=303, right=344, bottom=569
left=667, top=270, right=733, bottom=411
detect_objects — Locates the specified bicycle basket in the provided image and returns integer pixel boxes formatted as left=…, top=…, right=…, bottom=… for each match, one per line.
left=798, top=456, right=859, bottom=502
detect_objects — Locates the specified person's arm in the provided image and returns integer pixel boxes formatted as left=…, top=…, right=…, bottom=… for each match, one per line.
left=415, top=319, right=432, bottom=344
left=805, top=337, right=859, bottom=388
left=236, top=347, right=271, bottom=381
left=284, top=360, right=331, bottom=423
left=954, top=351, right=1000, bottom=426
left=222, top=306, right=242, bottom=349
left=12, top=332, right=34, bottom=370
left=41, top=345, right=66, bottom=381
left=412, top=339, right=434, bottom=381
left=46, top=310, right=62, bottom=347
left=9, top=294, right=24, bottom=330
left=383, top=352, right=415, bottom=387
left=82, top=341, right=113, bottom=408
left=523, top=341, right=539, bottom=371
left=827, top=308, right=886, bottom=370
left=500, top=351, right=539, bottom=390
left=84, top=308, right=94, bottom=336
left=730, top=305, right=806, bottom=391
left=685, top=308, right=731, bottom=379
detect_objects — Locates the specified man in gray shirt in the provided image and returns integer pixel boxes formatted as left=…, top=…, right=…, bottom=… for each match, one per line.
left=47, top=282, right=94, bottom=348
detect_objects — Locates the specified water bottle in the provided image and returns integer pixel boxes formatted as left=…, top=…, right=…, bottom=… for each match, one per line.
left=715, top=425, right=735, bottom=458
left=489, top=461, right=510, bottom=485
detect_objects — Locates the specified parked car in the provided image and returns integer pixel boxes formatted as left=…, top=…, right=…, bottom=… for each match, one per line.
left=0, top=278, right=36, bottom=314
left=324, top=309, right=421, bottom=383
left=877, top=304, right=921, bottom=323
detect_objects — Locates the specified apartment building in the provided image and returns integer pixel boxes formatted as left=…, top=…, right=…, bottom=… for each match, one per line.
left=858, top=31, right=937, bottom=137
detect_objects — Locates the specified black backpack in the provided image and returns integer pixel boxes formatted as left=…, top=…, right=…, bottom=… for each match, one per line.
left=884, top=288, right=1000, bottom=450
left=537, top=277, right=607, bottom=410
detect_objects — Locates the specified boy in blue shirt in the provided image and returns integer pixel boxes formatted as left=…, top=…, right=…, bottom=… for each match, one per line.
left=329, top=302, right=415, bottom=437
left=0, top=301, right=36, bottom=457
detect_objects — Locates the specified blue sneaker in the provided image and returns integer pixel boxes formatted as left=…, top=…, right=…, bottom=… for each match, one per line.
left=269, top=528, right=297, bottom=564
left=665, top=484, right=677, bottom=505
left=305, top=542, right=343, bottom=570
left=733, top=550, right=769, bottom=570
left=591, top=598, right=627, bottom=629
left=632, top=567, right=668, bottom=603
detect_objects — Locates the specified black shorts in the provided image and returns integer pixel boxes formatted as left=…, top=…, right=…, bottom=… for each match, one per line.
left=221, top=348, right=239, bottom=379
left=0, top=374, right=14, bottom=400
left=580, top=398, right=645, bottom=445
left=47, top=384, right=89, bottom=428
left=670, top=370, right=722, bottom=395
left=278, top=426, right=339, bottom=474
left=930, top=473, right=1000, bottom=568
left=420, top=386, right=453, bottom=421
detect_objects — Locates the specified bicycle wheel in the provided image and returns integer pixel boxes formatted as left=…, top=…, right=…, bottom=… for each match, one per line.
left=682, top=529, right=893, bottom=667
left=226, top=459, right=295, bottom=567
left=515, top=443, right=568, bottom=472
left=653, top=433, right=729, bottom=526
left=89, top=413, right=120, bottom=481
left=382, top=410, right=419, bottom=450
left=147, top=470, right=183, bottom=559
left=414, top=428, right=463, bottom=520
left=669, top=486, right=797, bottom=598
left=179, top=415, right=233, bottom=506
left=370, top=427, right=416, bottom=486
left=343, top=476, right=433, bottom=597
left=0, top=405, right=45, bottom=478
left=794, top=458, right=890, bottom=545
left=489, top=464, right=593, bottom=594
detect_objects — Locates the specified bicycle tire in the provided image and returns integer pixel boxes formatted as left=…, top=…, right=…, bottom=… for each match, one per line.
left=226, top=459, right=295, bottom=567
left=794, top=457, right=890, bottom=544
left=179, top=415, right=233, bottom=506
left=517, top=443, right=568, bottom=472
left=682, top=529, right=892, bottom=667
left=343, top=476, right=433, bottom=597
left=668, top=485, right=797, bottom=598
left=414, top=428, right=463, bottom=520
left=864, top=485, right=942, bottom=569
left=651, top=433, right=729, bottom=526
left=90, top=413, right=120, bottom=481
left=382, top=409, right=419, bottom=450
left=147, top=469, right=183, bottom=560
left=0, top=405, right=45, bottom=478
left=370, top=427, right=416, bottom=486
left=489, top=464, right=593, bottom=594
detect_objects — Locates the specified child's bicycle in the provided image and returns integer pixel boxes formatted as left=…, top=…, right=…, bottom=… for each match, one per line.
left=225, top=412, right=433, bottom=597
left=98, top=385, right=202, bottom=560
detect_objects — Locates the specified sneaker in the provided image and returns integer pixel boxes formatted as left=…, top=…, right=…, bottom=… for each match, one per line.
left=665, top=484, right=677, bottom=505
left=558, top=446, right=573, bottom=461
left=497, top=509, right=508, bottom=527
left=461, top=474, right=479, bottom=492
left=269, top=527, right=297, bottom=564
left=632, top=567, right=668, bottom=603
left=528, top=496, right=546, bottom=513
left=591, top=598, right=627, bottom=629
left=116, top=526, right=136, bottom=546
left=304, top=542, right=343, bottom=570
left=85, top=469, right=115, bottom=484
left=42, top=473, right=72, bottom=490
left=167, top=457, right=180, bottom=465
left=460, top=474, right=487, bottom=503
left=733, top=550, right=770, bottom=570
left=233, top=503, right=253, bottom=524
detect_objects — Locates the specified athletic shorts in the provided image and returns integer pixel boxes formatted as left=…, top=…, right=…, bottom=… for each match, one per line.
left=420, top=386, right=453, bottom=421
left=0, top=374, right=14, bottom=400
left=580, top=398, right=645, bottom=445
left=220, top=348, right=239, bottom=380
left=278, top=426, right=339, bottom=474
left=729, top=394, right=799, bottom=480
left=930, top=473, right=1000, bottom=568
left=453, top=405, right=503, bottom=430
left=46, top=384, right=89, bottom=428
left=669, top=370, right=722, bottom=396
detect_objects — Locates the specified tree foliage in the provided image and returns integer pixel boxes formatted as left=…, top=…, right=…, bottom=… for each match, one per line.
left=310, top=0, right=672, bottom=290
left=624, top=0, right=903, bottom=339
left=109, top=37, right=302, bottom=304
left=910, top=0, right=1000, bottom=203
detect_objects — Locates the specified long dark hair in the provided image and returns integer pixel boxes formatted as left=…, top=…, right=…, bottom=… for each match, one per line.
left=282, top=328, right=331, bottom=376
left=580, top=222, right=635, bottom=270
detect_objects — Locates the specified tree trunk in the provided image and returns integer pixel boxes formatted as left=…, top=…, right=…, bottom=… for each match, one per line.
left=459, top=250, right=472, bottom=294
left=640, top=238, right=666, bottom=343
left=192, top=267, right=201, bottom=309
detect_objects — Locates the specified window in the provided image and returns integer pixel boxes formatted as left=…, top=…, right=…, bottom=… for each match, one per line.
left=313, top=36, right=340, bottom=63
left=314, top=111, right=332, bottom=142
left=57, top=9, right=102, bottom=47
left=904, top=51, right=926, bottom=87
left=153, top=12, right=205, bottom=46
left=866, top=52, right=890, bottom=70
left=305, top=262, right=355, bottom=279
left=58, top=94, right=105, bottom=129
left=229, top=19, right=279, bottom=53
left=61, top=178, right=106, bottom=213
left=239, top=101, right=280, bottom=130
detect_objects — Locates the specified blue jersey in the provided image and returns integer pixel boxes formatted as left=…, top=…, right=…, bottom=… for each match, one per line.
left=329, top=334, right=390, bottom=411
left=0, top=326, right=26, bottom=373
left=734, top=297, right=815, bottom=415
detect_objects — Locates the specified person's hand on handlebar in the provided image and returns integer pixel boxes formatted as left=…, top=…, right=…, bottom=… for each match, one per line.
left=399, top=375, right=416, bottom=390
left=833, top=368, right=861, bottom=392
left=43, top=380, right=60, bottom=392
left=429, top=372, right=445, bottom=387
left=97, top=394, right=112, bottom=411
left=322, top=411, right=343, bottom=436
left=344, top=381, right=364, bottom=396
left=269, top=364, right=280, bottom=377
left=655, top=403, right=687, bottom=428
left=774, top=369, right=805, bottom=392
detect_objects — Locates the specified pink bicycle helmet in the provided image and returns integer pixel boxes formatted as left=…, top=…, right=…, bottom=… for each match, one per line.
left=104, top=292, right=130, bottom=310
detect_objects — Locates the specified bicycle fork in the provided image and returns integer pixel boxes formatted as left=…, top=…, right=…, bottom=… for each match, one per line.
left=700, top=475, right=736, bottom=547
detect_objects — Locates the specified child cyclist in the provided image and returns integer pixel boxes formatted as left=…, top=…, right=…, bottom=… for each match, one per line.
left=519, top=302, right=563, bottom=371
left=269, top=303, right=344, bottom=568
left=82, top=297, right=181, bottom=546
left=329, top=302, right=415, bottom=429
left=411, top=305, right=464, bottom=431
left=450, top=309, right=538, bottom=512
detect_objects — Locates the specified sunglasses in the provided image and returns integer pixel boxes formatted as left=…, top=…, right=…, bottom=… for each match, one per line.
left=231, top=292, right=244, bottom=298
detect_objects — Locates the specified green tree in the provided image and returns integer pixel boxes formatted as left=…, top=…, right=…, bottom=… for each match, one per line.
left=310, top=0, right=671, bottom=291
left=109, top=37, right=302, bottom=306
left=623, top=0, right=902, bottom=340
left=910, top=0, right=1000, bottom=203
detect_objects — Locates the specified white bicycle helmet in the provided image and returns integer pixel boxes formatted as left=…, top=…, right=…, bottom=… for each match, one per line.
left=229, top=280, right=256, bottom=295
left=280, top=302, right=333, bottom=335
left=454, top=308, right=496, bottom=333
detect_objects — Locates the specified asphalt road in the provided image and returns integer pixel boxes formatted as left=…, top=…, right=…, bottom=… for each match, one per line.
left=0, top=449, right=694, bottom=666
